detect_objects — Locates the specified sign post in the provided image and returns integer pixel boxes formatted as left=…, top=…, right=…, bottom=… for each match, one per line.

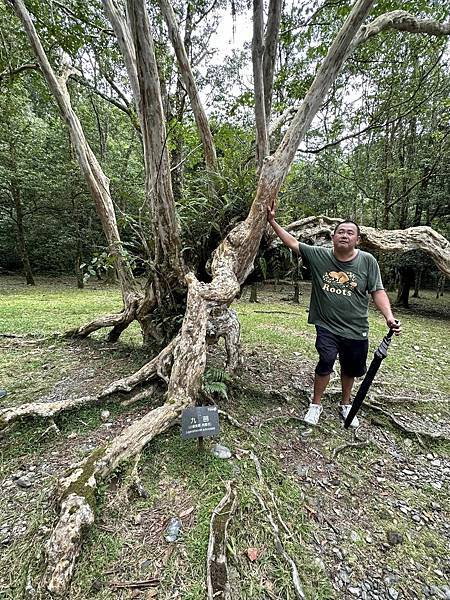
left=181, top=406, right=220, bottom=442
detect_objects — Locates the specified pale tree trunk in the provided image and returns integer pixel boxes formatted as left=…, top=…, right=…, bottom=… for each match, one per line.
left=170, top=3, right=193, bottom=201
left=9, top=0, right=142, bottom=342
left=157, top=0, right=217, bottom=172
left=263, top=0, right=283, bottom=122
left=252, top=0, right=269, bottom=171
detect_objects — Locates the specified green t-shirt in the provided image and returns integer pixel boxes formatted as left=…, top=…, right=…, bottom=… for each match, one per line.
left=298, top=242, right=384, bottom=340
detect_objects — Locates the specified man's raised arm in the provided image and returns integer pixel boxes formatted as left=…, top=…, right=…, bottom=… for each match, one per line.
left=267, top=202, right=300, bottom=254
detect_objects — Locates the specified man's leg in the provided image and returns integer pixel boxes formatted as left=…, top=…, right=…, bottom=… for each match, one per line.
left=304, top=327, right=338, bottom=425
left=338, top=337, right=369, bottom=427
left=340, top=373, right=355, bottom=405
left=312, top=373, right=331, bottom=404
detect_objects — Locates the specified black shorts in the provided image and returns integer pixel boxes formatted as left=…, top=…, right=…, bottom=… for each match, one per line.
left=314, top=325, right=368, bottom=377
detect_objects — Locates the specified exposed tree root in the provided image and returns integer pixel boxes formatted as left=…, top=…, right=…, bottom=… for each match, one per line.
left=120, top=384, right=159, bottom=407
left=369, top=393, right=447, bottom=404
left=244, top=450, right=305, bottom=599
left=0, top=396, right=97, bottom=431
left=65, top=292, right=143, bottom=339
left=218, top=410, right=253, bottom=435
left=253, top=489, right=305, bottom=599
left=207, top=307, right=241, bottom=371
left=365, top=401, right=450, bottom=442
left=332, top=439, right=372, bottom=458
left=99, top=337, right=178, bottom=397
left=45, top=402, right=181, bottom=595
left=44, top=275, right=210, bottom=596
left=206, top=481, right=237, bottom=600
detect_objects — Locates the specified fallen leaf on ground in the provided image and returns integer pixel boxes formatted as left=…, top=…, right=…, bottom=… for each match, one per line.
left=246, top=547, right=260, bottom=561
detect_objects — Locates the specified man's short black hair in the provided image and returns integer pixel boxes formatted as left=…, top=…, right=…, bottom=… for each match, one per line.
left=333, top=220, right=361, bottom=236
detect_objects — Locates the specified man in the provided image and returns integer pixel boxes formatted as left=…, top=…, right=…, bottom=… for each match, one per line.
left=267, top=204, right=401, bottom=427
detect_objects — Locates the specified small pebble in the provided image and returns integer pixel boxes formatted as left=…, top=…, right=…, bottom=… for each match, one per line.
left=348, top=587, right=361, bottom=596
left=100, top=410, right=110, bottom=422
left=15, top=476, right=32, bottom=489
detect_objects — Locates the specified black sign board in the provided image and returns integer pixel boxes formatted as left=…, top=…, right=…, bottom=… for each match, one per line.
left=181, top=406, right=220, bottom=439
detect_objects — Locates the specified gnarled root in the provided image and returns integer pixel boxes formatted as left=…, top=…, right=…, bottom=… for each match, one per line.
left=44, top=275, right=211, bottom=596
left=206, top=481, right=237, bottom=600
left=0, top=396, right=97, bottom=432
left=45, top=494, right=95, bottom=595
left=365, top=401, right=450, bottom=442
left=99, top=336, right=178, bottom=397
left=66, top=291, right=142, bottom=339
left=246, top=451, right=305, bottom=599
left=207, top=306, right=241, bottom=372
left=44, top=400, right=184, bottom=595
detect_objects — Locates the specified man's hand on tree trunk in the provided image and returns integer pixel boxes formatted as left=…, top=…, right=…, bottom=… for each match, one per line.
left=267, top=200, right=276, bottom=224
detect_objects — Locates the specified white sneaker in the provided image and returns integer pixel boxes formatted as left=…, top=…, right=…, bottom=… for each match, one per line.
left=340, top=404, right=359, bottom=428
left=303, top=403, right=323, bottom=425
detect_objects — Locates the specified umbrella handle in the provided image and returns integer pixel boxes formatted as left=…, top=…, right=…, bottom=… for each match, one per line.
left=386, top=319, right=399, bottom=339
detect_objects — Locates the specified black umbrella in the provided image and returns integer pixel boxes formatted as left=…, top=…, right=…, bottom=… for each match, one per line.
left=344, top=326, right=395, bottom=429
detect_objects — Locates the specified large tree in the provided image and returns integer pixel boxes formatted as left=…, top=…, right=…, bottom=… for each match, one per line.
left=2, top=0, right=450, bottom=594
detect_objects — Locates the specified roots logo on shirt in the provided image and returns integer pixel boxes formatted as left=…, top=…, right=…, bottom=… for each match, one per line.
left=322, top=271, right=358, bottom=296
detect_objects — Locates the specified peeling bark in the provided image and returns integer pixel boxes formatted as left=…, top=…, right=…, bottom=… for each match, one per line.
left=206, top=307, right=241, bottom=371
left=252, top=0, right=269, bottom=171
left=353, top=10, right=450, bottom=49
left=263, top=0, right=282, bottom=122
left=0, top=396, right=97, bottom=431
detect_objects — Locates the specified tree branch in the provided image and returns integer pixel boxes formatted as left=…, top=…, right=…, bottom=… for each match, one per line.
left=275, top=215, right=450, bottom=277
left=69, top=74, right=133, bottom=117
left=0, top=62, right=38, bottom=81
left=252, top=0, right=269, bottom=172
left=263, top=0, right=282, bottom=121
left=354, top=10, right=450, bottom=48
left=157, top=0, right=217, bottom=171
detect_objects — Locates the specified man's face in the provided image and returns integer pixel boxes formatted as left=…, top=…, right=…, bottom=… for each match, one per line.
left=332, top=223, right=360, bottom=251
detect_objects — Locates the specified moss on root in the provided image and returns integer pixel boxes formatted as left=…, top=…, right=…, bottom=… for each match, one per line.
left=61, top=446, right=106, bottom=510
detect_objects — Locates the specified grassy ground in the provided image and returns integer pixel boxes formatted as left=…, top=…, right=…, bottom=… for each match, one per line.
left=0, top=276, right=449, bottom=600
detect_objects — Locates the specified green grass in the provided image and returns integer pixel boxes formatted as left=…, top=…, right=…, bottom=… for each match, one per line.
left=236, top=285, right=450, bottom=395
left=0, top=276, right=142, bottom=344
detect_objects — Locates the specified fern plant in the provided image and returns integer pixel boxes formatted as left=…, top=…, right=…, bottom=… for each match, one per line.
left=202, top=367, right=231, bottom=401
